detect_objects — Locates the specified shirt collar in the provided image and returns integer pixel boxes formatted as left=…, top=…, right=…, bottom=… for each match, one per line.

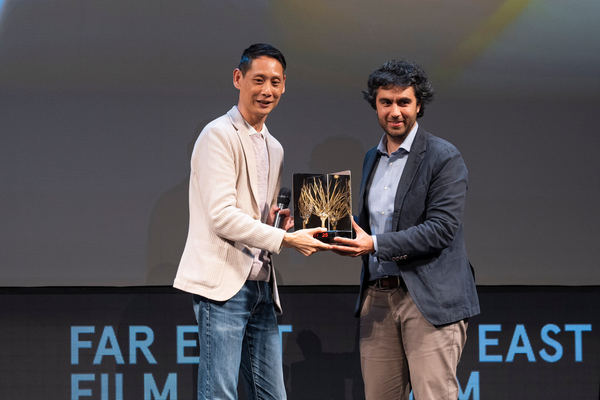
left=241, top=114, right=266, bottom=138
left=376, top=121, right=419, bottom=157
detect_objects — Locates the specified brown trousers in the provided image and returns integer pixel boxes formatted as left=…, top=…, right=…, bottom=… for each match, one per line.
left=359, top=285, right=467, bottom=400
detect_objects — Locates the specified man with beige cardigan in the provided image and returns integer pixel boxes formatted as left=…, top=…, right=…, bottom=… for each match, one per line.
left=174, top=43, right=330, bottom=400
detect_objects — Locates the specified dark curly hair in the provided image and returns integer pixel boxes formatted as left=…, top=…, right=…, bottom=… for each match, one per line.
left=363, top=60, right=434, bottom=118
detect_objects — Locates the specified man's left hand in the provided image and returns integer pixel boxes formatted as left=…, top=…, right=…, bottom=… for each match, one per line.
left=268, top=205, right=294, bottom=231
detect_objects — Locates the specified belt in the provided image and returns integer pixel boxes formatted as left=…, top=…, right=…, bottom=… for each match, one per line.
left=368, top=276, right=404, bottom=290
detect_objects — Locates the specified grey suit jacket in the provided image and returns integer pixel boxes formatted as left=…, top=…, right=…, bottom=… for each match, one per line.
left=356, top=127, right=480, bottom=326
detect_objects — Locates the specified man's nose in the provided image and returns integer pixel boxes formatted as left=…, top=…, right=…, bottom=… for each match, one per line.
left=390, top=104, right=401, bottom=117
left=261, top=83, right=273, bottom=96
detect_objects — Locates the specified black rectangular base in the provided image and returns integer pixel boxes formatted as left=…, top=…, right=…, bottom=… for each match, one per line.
left=313, top=230, right=352, bottom=243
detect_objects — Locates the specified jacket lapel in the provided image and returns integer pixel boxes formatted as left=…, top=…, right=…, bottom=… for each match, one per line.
left=392, top=128, right=427, bottom=227
left=264, top=126, right=279, bottom=206
left=227, top=107, right=260, bottom=209
left=358, top=147, right=380, bottom=232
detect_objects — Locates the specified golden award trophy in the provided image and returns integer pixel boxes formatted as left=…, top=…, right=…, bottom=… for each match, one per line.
left=293, top=170, right=353, bottom=243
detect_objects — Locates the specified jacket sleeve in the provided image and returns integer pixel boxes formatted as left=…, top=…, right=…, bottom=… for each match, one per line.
left=375, top=144, right=467, bottom=261
left=192, top=124, right=285, bottom=254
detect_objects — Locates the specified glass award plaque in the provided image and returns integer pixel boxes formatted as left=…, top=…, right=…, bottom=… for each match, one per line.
left=293, top=170, right=353, bottom=243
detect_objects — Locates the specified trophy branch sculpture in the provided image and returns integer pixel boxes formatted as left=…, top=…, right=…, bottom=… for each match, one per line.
left=293, top=172, right=353, bottom=239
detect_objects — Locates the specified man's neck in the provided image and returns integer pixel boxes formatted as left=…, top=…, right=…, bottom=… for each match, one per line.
left=386, top=134, right=407, bottom=155
left=237, top=105, right=266, bottom=132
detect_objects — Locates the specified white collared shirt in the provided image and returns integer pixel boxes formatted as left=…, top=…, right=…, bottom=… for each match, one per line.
left=244, top=121, right=272, bottom=281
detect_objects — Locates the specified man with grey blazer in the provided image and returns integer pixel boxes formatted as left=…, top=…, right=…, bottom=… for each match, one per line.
left=332, top=60, right=480, bottom=399
left=174, top=43, right=330, bottom=400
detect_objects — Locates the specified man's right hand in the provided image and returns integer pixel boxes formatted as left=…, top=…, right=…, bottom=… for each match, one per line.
left=330, top=219, right=374, bottom=257
left=282, top=227, right=332, bottom=256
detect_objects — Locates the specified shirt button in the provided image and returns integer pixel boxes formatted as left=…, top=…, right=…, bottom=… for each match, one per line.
left=380, top=211, right=385, bottom=215
left=384, top=186, right=388, bottom=190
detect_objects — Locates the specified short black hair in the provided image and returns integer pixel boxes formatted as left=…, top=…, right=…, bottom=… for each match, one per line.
left=363, top=60, right=434, bottom=118
left=238, top=43, right=286, bottom=75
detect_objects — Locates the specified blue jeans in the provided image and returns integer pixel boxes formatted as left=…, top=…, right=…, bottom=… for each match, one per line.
left=193, top=281, right=287, bottom=400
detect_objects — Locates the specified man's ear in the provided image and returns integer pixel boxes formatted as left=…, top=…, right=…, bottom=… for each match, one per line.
left=233, top=68, right=242, bottom=89
left=281, top=74, right=286, bottom=94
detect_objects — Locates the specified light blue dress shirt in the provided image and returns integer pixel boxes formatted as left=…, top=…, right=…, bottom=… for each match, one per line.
left=368, top=122, right=418, bottom=280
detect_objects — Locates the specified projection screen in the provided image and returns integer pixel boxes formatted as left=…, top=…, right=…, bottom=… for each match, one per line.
left=1, top=0, right=599, bottom=286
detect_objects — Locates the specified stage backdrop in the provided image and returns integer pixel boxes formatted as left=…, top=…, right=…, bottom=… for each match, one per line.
left=1, top=0, right=599, bottom=287
left=0, top=286, right=598, bottom=399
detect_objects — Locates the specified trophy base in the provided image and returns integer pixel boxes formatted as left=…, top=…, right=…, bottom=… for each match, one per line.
left=313, top=230, right=352, bottom=243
